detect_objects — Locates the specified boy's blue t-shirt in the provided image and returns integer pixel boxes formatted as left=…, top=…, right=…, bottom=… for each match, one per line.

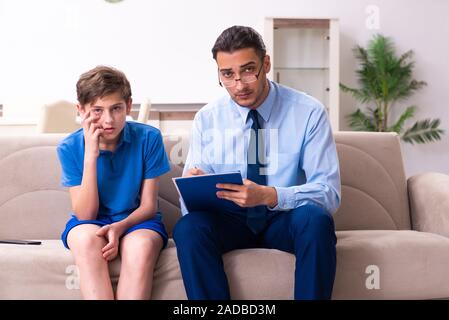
left=56, top=121, right=171, bottom=221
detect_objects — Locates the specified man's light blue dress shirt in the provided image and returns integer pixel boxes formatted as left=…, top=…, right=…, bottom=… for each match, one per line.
left=182, top=81, right=341, bottom=215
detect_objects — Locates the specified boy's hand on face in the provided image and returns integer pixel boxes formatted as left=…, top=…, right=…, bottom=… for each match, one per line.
left=81, top=110, right=103, bottom=159
left=96, top=223, right=125, bottom=261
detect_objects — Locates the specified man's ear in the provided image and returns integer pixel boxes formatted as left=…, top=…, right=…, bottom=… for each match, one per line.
left=264, top=55, right=271, bottom=74
left=126, top=98, right=132, bottom=115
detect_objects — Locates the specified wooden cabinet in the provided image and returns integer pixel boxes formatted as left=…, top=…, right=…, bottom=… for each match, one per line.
left=265, top=18, right=340, bottom=130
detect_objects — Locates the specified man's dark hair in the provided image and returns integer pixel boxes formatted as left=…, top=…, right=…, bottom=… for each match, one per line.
left=212, top=25, right=266, bottom=60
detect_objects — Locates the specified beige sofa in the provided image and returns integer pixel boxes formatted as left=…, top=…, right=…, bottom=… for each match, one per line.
left=1, top=131, right=449, bottom=299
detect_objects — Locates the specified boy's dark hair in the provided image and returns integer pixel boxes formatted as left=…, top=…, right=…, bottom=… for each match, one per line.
left=211, top=25, right=266, bottom=60
left=76, top=65, right=132, bottom=106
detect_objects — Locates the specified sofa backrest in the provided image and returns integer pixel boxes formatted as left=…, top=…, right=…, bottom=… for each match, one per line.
left=333, top=132, right=410, bottom=230
left=0, top=134, right=70, bottom=239
left=0, top=131, right=411, bottom=240
left=161, top=131, right=412, bottom=232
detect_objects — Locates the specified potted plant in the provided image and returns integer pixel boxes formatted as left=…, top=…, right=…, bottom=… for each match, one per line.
left=340, top=34, right=444, bottom=144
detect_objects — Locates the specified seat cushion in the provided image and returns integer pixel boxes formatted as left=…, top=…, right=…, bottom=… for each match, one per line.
left=333, top=230, right=449, bottom=299
left=3, top=231, right=449, bottom=299
left=0, top=239, right=294, bottom=300
left=0, top=240, right=83, bottom=299
left=154, top=243, right=296, bottom=300
left=158, top=231, right=449, bottom=300
left=0, top=239, right=186, bottom=299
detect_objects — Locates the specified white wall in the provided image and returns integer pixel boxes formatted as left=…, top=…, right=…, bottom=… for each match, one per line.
left=0, top=0, right=448, bottom=176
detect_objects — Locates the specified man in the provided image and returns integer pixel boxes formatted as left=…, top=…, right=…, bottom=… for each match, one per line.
left=173, top=26, right=341, bottom=300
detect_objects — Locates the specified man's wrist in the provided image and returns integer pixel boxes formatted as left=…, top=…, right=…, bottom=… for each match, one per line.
left=263, top=186, right=278, bottom=208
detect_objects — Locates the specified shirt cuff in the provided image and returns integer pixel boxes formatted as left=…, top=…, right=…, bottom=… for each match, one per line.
left=180, top=197, right=189, bottom=216
left=268, top=186, right=296, bottom=211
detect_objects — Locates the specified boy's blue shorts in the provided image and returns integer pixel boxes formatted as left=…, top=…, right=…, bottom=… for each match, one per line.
left=61, top=212, right=168, bottom=250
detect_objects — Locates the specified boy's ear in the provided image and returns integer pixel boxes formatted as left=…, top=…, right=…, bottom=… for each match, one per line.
left=76, top=104, right=84, bottom=116
left=76, top=104, right=88, bottom=121
left=126, top=98, right=132, bottom=115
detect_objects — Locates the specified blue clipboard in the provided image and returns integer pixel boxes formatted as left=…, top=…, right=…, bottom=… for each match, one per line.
left=172, top=171, right=244, bottom=212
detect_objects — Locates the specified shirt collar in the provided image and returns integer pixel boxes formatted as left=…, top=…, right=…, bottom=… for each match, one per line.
left=115, top=121, right=131, bottom=149
left=122, top=121, right=131, bottom=144
left=232, top=80, right=276, bottom=125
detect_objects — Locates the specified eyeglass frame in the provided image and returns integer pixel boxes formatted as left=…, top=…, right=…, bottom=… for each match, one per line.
left=217, top=58, right=265, bottom=87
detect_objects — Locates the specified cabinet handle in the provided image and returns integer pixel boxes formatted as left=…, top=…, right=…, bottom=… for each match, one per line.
left=276, top=72, right=280, bottom=83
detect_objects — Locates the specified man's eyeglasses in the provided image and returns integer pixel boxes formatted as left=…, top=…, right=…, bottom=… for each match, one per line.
left=218, top=61, right=264, bottom=88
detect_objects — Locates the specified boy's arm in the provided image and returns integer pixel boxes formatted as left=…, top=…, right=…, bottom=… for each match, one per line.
left=96, top=177, right=159, bottom=261
left=114, top=177, right=160, bottom=232
left=68, top=158, right=99, bottom=220
left=69, top=110, right=103, bottom=220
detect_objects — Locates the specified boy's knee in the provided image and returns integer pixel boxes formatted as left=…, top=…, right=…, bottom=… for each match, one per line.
left=125, top=241, right=159, bottom=267
left=68, top=225, right=105, bottom=254
left=129, top=232, right=162, bottom=258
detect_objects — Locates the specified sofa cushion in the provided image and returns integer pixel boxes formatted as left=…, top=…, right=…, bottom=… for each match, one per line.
left=155, top=243, right=296, bottom=300
left=0, top=240, right=83, bottom=299
left=0, top=240, right=185, bottom=300
left=333, top=132, right=410, bottom=231
left=0, top=239, right=292, bottom=300
left=0, top=135, right=70, bottom=239
left=3, top=230, right=449, bottom=300
left=158, top=163, right=183, bottom=237
left=333, top=230, right=449, bottom=299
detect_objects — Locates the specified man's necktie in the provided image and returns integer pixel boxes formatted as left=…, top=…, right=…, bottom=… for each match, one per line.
left=246, top=109, right=267, bottom=234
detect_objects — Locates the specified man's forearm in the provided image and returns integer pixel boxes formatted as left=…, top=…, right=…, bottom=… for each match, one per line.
left=268, top=183, right=340, bottom=214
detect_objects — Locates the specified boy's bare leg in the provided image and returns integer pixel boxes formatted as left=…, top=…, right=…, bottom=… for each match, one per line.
left=116, top=229, right=163, bottom=300
left=67, top=224, right=114, bottom=300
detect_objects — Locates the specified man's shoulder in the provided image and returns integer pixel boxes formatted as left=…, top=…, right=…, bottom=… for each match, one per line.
left=276, top=82, right=326, bottom=113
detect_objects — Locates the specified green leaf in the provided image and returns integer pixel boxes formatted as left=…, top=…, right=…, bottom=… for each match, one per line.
left=389, top=106, right=416, bottom=133
left=347, top=109, right=376, bottom=131
left=339, top=83, right=372, bottom=103
left=401, top=119, right=444, bottom=144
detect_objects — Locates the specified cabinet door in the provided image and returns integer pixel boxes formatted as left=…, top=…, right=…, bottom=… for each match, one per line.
left=265, top=18, right=339, bottom=131
left=274, top=27, right=330, bottom=112
left=274, top=68, right=330, bottom=113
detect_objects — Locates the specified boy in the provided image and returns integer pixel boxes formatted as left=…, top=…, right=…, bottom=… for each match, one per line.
left=57, top=66, right=170, bottom=299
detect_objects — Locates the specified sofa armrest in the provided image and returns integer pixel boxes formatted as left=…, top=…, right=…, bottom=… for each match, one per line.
left=408, top=172, right=449, bottom=236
